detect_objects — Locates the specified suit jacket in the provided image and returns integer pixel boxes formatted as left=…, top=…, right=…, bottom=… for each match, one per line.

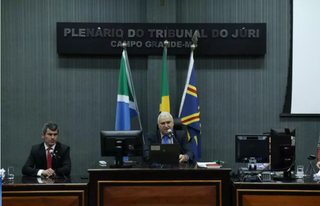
left=22, top=142, right=71, bottom=177
left=143, top=130, right=194, bottom=162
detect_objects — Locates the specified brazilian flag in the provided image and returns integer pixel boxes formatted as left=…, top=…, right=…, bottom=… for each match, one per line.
left=159, top=46, right=170, bottom=113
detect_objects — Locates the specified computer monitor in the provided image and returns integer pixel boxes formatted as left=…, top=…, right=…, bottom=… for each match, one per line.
left=100, top=130, right=143, bottom=168
left=270, top=128, right=296, bottom=180
left=235, top=134, right=270, bottom=164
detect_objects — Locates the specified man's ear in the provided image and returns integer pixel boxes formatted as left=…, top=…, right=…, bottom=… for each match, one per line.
left=41, top=134, right=45, bottom=139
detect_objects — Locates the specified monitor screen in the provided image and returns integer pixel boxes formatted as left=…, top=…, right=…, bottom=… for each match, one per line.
left=100, top=130, right=143, bottom=157
left=235, top=134, right=270, bottom=163
left=270, top=128, right=296, bottom=179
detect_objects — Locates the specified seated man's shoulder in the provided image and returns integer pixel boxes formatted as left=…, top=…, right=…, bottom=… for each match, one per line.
left=57, top=142, right=70, bottom=149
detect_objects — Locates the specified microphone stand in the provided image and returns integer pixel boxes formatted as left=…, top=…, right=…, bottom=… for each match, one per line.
left=50, top=150, right=68, bottom=179
left=168, top=129, right=186, bottom=155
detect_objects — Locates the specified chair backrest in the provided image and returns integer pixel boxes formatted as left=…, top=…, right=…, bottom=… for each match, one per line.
left=173, top=118, right=183, bottom=130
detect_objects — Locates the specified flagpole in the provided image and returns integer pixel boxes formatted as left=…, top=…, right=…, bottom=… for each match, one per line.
left=159, top=39, right=170, bottom=113
left=179, top=30, right=199, bottom=117
left=177, top=30, right=202, bottom=161
left=121, top=42, right=145, bottom=143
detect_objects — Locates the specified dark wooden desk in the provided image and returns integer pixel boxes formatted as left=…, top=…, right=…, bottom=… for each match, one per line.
left=2, top=176, right=88, bottom=206
left=232, top=178, right=320, bottom=206
left=88, top=163, right=231, bottom=206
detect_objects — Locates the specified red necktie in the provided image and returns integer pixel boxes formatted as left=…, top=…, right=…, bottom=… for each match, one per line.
left=47, top=148, right=52, bottom=169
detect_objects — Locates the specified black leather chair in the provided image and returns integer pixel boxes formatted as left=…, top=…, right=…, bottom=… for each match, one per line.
left=173, top=118, right=186, bottom=131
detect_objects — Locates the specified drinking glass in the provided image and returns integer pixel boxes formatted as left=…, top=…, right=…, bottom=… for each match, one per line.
left=7, top=166, right=14, bottom=180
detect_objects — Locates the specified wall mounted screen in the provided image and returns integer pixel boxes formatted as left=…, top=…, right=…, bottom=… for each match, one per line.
left=291, top=0, right=320, bottom=114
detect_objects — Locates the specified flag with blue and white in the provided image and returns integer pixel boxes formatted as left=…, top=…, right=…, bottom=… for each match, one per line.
left=179, top=51, right=201, bottom=162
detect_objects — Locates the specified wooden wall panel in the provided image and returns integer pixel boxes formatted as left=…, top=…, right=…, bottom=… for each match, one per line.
left=102, top=185, right=217, bottom=206
left=3, top=196, right=79, bottom=206
left=2, top=190, right=84, bottom=206
left=241, top=194, right=320, bottom=206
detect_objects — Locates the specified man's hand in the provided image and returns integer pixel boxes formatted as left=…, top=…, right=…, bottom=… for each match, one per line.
left=41, top=169, right=56, bottom=177
left=179, top=154, right=188, bottom=163
left=317, top=161, right=320, bottom=169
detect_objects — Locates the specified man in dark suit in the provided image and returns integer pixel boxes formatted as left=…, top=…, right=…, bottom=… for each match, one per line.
left=143, top=112, right=194, bottom=163
left=22, top=122, right=71, bottom=177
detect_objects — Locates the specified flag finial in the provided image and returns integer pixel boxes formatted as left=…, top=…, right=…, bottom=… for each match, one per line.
left=121, top=42, right=127, bottom=49
left=164, top=40, right=169, bottom=47
left=191, top=30, right=200, bottom=51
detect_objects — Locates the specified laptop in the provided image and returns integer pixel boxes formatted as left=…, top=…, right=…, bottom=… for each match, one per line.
left=149, top=144, right=180, bottom=165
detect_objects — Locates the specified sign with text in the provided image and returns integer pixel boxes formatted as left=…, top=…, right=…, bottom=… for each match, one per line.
left=57, top=23, right=266, bottom=56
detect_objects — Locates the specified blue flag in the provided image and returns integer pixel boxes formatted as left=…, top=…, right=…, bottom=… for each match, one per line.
left=179, top=51, right=201, bottom=162
left=115, top=49, right=138, bottom=130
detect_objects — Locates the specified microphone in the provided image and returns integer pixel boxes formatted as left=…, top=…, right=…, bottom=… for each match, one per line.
left=167, top=129, right=174, bottom=139
left=286, top=158, right=296, bottom=172
left=49, top=149, right=56, bottom=157
left=49, top=149, right=67, bottom=179
left=167, top=129, right=185, bottom=155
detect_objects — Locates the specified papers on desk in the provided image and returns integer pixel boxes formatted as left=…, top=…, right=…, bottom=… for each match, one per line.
left=197, top=162, right=221, bottom=169
left=313, top=170, right=320, bottom=180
